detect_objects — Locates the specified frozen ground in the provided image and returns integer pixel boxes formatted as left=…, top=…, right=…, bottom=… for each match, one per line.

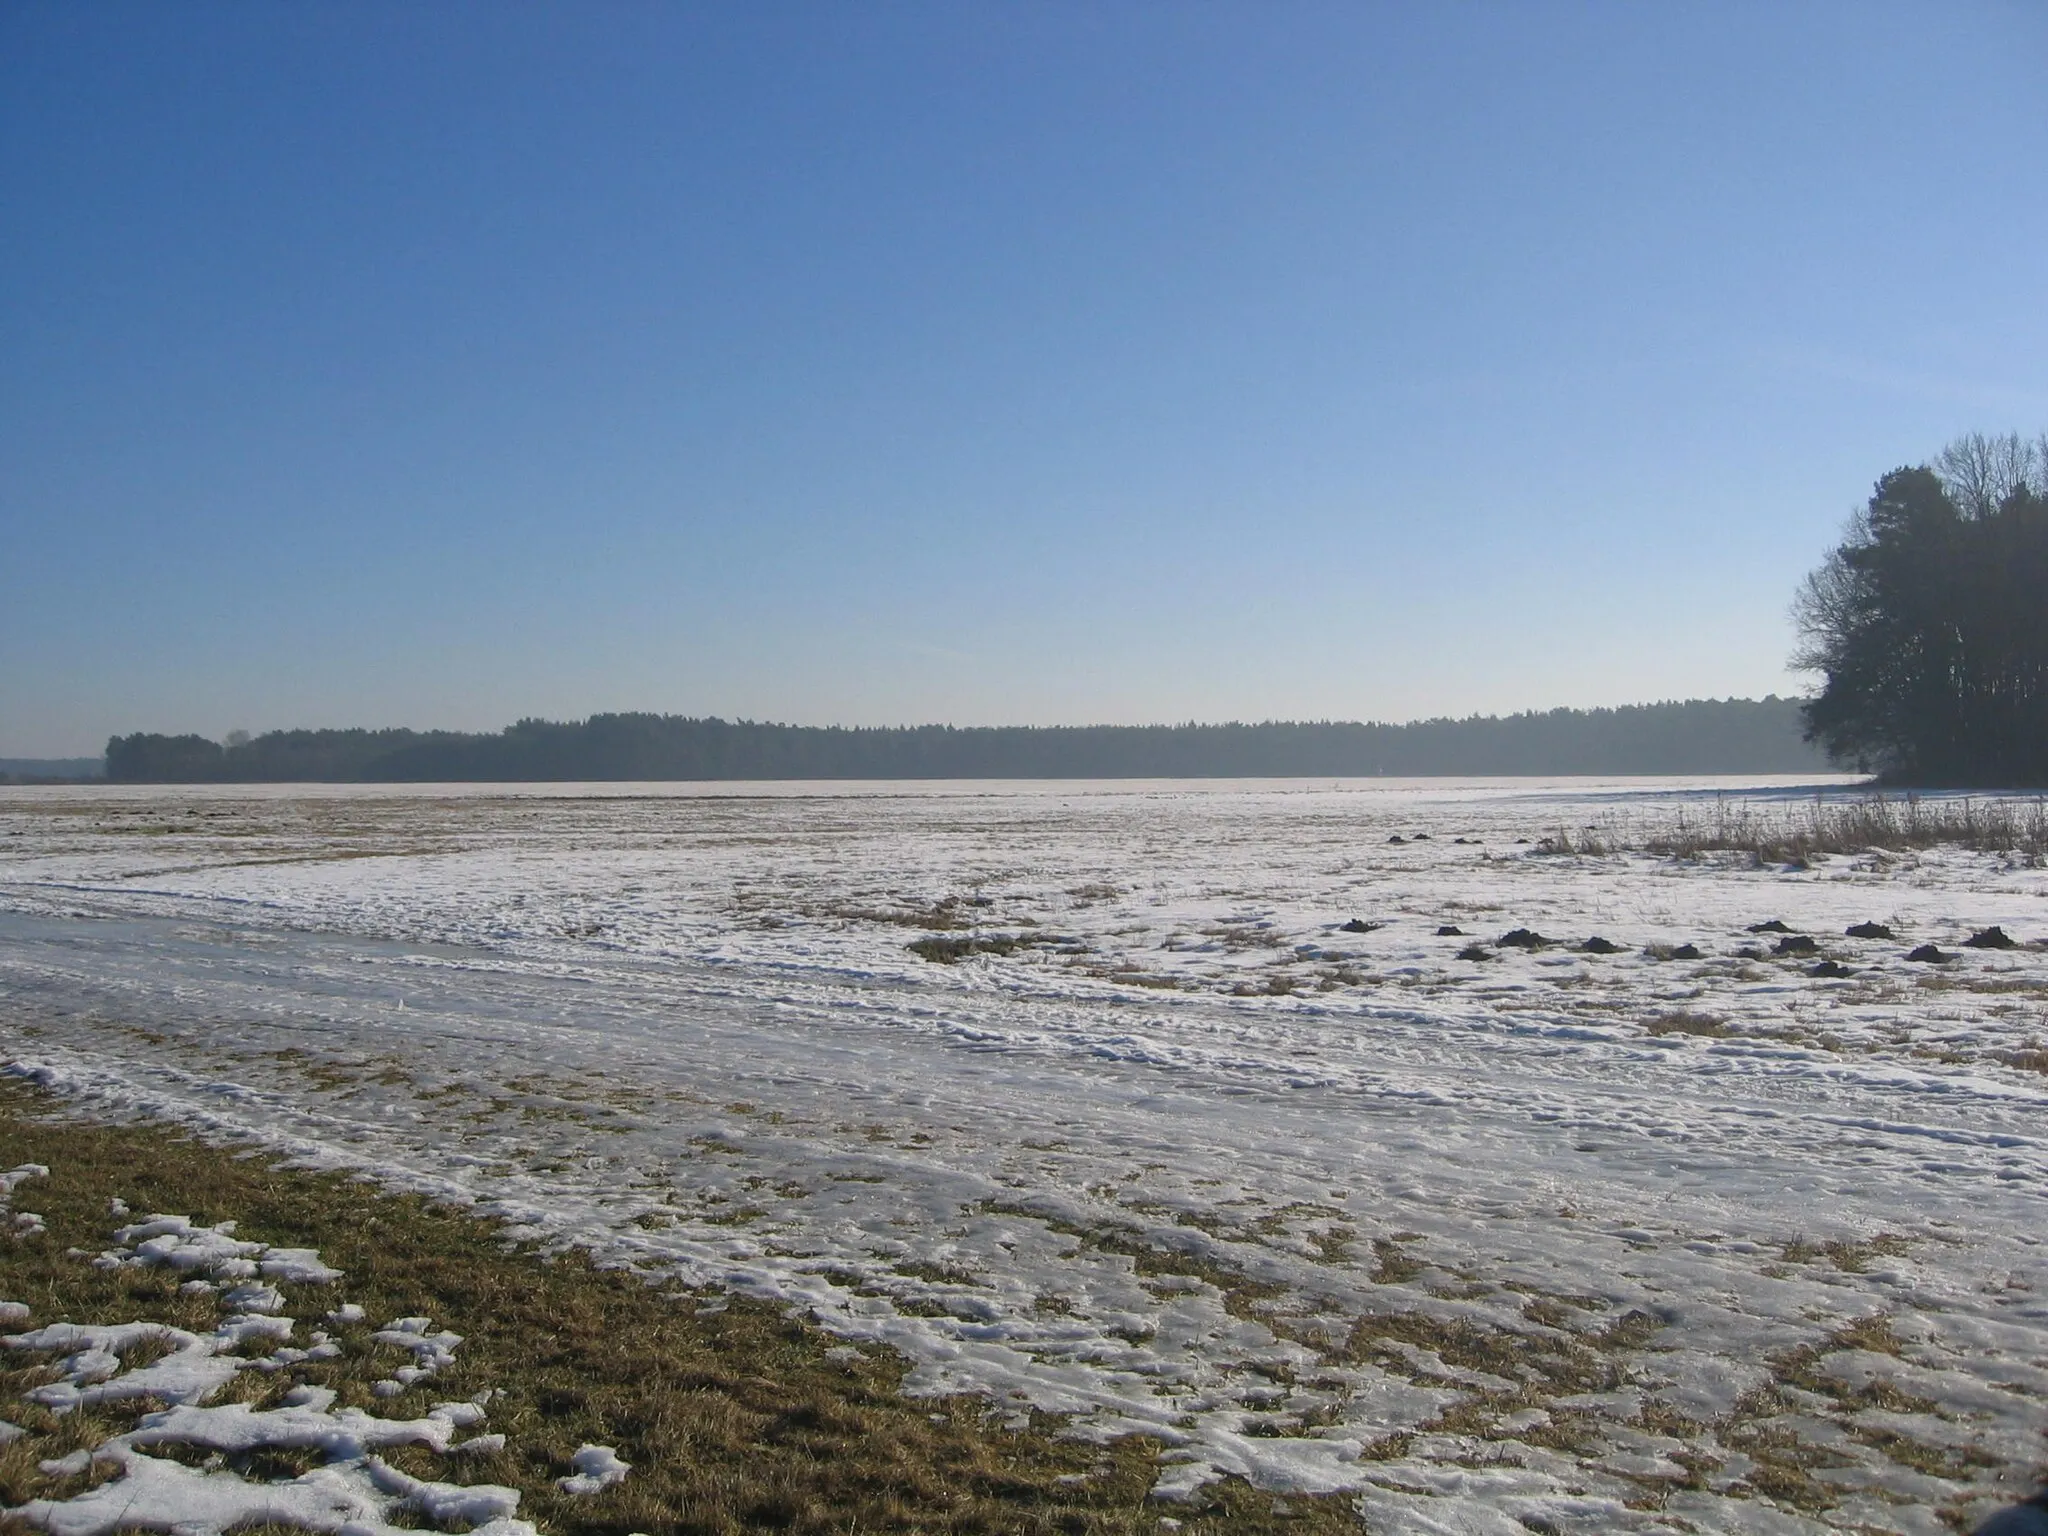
left=1, top=776, right=2044, bottom=1533
left=0, top=1167, right=550, bottom=1536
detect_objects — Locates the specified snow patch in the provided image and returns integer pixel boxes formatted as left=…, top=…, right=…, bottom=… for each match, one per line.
left=2, top=1199, right=531, bottom=1536
left=556, top=1443, right=631, bottom=1496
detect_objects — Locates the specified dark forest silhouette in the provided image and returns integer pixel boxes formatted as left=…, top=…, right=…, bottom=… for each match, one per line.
left=105, top=697, right=1827, bottom=783
left=1796, top=433, right=2048, bottom=786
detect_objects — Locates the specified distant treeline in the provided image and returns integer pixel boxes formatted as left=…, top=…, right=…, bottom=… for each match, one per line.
left=104, top=698, right=1831, bottom=783
left=0, top=758, right=105, bottom=785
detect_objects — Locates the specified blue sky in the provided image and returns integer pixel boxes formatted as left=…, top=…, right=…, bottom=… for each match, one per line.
left=3, top=2, right=2044, bottom=754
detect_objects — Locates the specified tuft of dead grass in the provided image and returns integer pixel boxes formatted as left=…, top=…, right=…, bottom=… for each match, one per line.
left=1528, top=825, right=1612, bottom=857
left=906, top=931, right=1079, bottom=964
left=1646, top=793, right=2048, bottom=867
left=1999, top=1043, right=2048, bottom=1075
left=1643, top=1011, right=1734, bottom=1039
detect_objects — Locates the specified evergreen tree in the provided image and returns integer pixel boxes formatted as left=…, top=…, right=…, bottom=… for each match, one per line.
left=1795, top=434, right=2048, bottom=785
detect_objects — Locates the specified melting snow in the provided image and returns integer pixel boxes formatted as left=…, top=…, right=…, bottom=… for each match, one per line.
left=1, top=1202, right=534, bottom=1536
left=369, top=1315, right=462, bottom=1397
left=557, top=1443, right=631, bottom=1496
left=3, top=776, right=2046, bottom=1529
left=9, top=1446, right=532, bottom=1536
left=3, top=1164, right=47, bottom=1242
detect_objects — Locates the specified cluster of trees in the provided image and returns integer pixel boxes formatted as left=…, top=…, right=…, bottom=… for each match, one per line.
left=0, top=758, right=104, bottom=784
left=1796, top=433, right=2048, bottom=786
left=104, top=728, right=473, bottom=783
left=105, top=698, right=1826, bottom=783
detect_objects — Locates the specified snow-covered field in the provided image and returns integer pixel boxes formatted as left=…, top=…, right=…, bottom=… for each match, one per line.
left=1, top=776, right=2044, bottom=1533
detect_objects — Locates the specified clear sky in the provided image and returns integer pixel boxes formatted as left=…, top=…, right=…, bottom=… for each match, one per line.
left=3, top=2, right=2044, bottom=755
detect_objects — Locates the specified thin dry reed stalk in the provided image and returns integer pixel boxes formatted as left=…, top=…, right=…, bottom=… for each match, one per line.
left=1644, top=794, right=2048, bottom=867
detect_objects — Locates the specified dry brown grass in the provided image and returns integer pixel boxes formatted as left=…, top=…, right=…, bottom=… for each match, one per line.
left=1527, top=825, right=1612, bottom=857
left=1643, top=1011, right=1735, bottom=1039
left=813, top=895, right=991, bottom=932
left=0, top=1078, right=1365, bottom=1535
left=1999, top=1044, right=2048, bottom=1075
left=1647, top=794, right=2048, bottom=866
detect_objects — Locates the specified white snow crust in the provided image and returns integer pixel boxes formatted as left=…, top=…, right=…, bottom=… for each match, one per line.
left=0, top=1205, right=532, bottom=1536
left=10, top=1446, right=532, bottom=1536
left=4, top=1162, right=48, bottom=1242
left=556, top=1442, right=631, bottom=1496
left=2, top=776, right=2045, bottom=1530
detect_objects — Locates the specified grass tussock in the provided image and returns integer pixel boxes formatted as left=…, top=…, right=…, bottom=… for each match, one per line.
left=1998, top=1043, right=2048, bottom=1076
left=907, top=931, right=1081, bottom=964
left=1527, top=825, right=1611, bottom=857
left=0, top=1077, right=1364, bottom=1535
left=1647, top=794, right=2048, bottom=867
left=1643, top=1011, right=1735, bottom=1040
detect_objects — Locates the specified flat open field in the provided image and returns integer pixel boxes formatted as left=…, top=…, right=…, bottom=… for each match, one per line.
left=1, top=777, right=2044, bottom=1533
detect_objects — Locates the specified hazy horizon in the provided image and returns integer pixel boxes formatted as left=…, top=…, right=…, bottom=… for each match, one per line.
left=13, top=692, right=1819, bottom=764
left=5, top=5, right=2044, bottom=756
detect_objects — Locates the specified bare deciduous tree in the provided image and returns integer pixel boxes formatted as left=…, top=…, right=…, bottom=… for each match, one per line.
left=1933, top=431, right=2048, bottom=520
